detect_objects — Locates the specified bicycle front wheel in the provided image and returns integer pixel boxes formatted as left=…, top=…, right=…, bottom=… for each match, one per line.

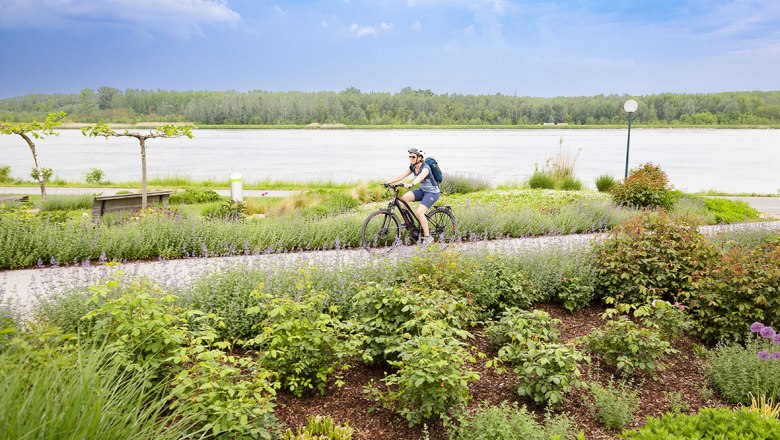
left=361, top=210, right=401, bottom=254
left=426, top=207, right=457, bottom=249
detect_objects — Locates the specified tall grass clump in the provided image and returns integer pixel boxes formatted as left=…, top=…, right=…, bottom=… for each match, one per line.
left=0, top=165, right=12, bottom=183
left=350, top=182, right=384, bottom=203
left=0, top=342, right=193, bottom=440
left=527, top=169, right=556, bottom=189
left=39, top=194, right=94, bottom=211
left=595, top=174, right=616, bottom=192
left=440, top=173, right=491, bottom=195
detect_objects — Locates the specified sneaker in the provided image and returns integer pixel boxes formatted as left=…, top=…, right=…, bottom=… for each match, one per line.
left=421, top=235, right=434, bottom=247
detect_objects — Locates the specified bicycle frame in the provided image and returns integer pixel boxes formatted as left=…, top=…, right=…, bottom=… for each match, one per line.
left=384, top=185, right=422, bottom=232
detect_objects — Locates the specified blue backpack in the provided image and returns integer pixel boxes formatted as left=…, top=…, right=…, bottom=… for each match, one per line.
left=410, top=157, right=444, bottom=184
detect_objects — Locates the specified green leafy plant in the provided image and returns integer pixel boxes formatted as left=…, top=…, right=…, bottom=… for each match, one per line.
left=350, top=282, right=473, bottom=364
left=582, top=316, right=677, bottom=376
left=511, top=341, right=588, bottom=407
left=555, top=275, right=596, bottom=312
left=169, top=342, right=280, bottom=439
left=367, top=320, right=479, bottom=426
left=594, top=211, right=717, bottom=306
left=485, top=308, right=560, bottom=348
left=243, top=290, right=357, bottom=397
left=584, top=379, right=641, bottom=430
left=449, top=401, right=578, bottom=440
left=83, top=168, right=106, bottom=184
left=611, top=162, right=672, bottom=208
left=664, top=391, right=690, bottom=414
left=620, top=408, right=780, bottom=439
left=595, top=174, right=616, bottom=192
left=283, top=415, right=354, bottom=440
left=170, top=188, right=223, bottom=204
left=466, top=257, right=541, bottom=317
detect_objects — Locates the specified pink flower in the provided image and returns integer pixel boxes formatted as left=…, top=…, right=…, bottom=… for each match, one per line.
left=758, top=350, right=771, bottom=360
left=760, top=326, right=777, bottom=339
left=750, top=322, right=766, bottom=333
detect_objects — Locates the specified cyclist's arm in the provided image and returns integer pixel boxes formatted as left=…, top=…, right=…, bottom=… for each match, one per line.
left=386, top=169, right=412, bottom=184
left=410, top=168, right=429, bottom=186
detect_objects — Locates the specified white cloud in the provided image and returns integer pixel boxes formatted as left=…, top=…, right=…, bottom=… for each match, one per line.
left=347, top=21, right=394, bottom=37
left=411, top=20, right=421, bottom=30
left=0, top=0, right=241, bottom=37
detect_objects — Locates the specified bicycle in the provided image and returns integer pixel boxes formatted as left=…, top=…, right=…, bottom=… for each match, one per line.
left=360, top=183, right=457, bottom=254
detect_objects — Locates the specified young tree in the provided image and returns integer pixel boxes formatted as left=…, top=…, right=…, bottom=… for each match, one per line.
left=82, top=124, right=194, bottom=208
left=0, top=112, right=66, bottom=200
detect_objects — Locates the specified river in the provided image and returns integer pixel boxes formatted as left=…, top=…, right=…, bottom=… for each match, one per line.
left=1, top=128, right=778, bottom=193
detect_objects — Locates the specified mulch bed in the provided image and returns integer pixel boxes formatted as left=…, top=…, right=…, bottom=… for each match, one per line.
left=274, top=302, right=733, bottom=439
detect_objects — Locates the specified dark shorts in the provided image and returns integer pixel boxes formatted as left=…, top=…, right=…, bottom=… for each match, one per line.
left=411, top=189, right=441, bottom=209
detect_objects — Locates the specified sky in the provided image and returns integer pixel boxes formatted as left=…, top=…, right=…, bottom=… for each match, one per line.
left=0, top=0, right=779, bottom=98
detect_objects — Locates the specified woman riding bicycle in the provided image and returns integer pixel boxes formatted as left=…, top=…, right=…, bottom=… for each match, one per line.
left=386, top=148, right=440, bottom=246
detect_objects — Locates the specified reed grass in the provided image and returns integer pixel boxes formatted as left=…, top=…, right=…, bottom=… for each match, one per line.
left=39, top=194, right=95, bottom=212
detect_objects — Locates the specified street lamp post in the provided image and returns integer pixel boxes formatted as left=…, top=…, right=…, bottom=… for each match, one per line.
left=623, top=99, right=638, bottom=179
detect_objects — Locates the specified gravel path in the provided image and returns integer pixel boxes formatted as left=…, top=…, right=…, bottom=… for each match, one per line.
left=3, top=220, right=779, bottom=318
left=0, top=186, right=299, bottom=198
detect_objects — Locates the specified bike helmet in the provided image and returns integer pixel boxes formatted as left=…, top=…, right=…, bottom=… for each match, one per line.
left=407, top=148, right=425, bottom=158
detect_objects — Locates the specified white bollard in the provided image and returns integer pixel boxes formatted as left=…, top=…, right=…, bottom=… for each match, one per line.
left=229, top=173, right=243, bottom=202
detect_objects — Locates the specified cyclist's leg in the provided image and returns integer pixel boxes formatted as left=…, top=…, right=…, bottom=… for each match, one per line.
left=401, top=189, right=419, bottom=204
left=416, top=192, right=440, bottom=237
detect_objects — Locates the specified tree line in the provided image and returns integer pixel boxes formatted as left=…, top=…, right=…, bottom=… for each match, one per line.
left=1, top=87, right=779, bottom=126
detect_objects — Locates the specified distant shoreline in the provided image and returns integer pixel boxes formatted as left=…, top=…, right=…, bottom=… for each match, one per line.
left=57, top=123, right=780, bottom=130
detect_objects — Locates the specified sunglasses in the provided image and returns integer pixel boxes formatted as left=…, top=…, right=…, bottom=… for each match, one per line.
left=408, top=155, right=417, bottom=159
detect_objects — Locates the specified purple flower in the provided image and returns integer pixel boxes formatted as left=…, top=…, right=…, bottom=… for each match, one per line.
left=773, top=335, right=780, bottom=345
left=758, top=350, right=771, bottom=360
left=772, top=352, right=780, bottom=361
left=750, top=322, right=766, bottom=333
left=760, top=326, right=777, bottom=339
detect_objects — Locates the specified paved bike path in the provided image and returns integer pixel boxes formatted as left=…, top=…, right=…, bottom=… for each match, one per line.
left=0, top=186, right=300, bottom=198
left=2, top=221, right=779, bottom=319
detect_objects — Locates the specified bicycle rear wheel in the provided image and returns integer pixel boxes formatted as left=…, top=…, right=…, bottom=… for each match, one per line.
left=361, top=210, right=401, bottom=254
left=426, top=207, right=457, bottom=249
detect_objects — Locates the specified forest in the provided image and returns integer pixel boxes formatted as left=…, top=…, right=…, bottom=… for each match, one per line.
left=1, top=87, right=779, bottom=126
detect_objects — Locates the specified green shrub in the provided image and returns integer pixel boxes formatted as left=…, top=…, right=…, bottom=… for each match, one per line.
left=350, top=282, right=472, bottom=363
left=612, top=163, right=672, bottom=208
left=170, top=188, right=223, bottom=204
left=485, top=308, right=560, bottom=348
left=0, top=342, right=193, bottom=440
left=40, top=194, right=94, bottom=211
left=582, top=316, right=677, bottom=376
left=620, top=408, right=780, bottom=439
left=466, top=257, right=541, bottom=317
left=595, top=174, right=616, bottom=192
left=368, top=320, right=479, bottom=425
left=555, top=275, right=596, bottom=312
left=681, top=242, right=780, bottom=342
left=449, top=401, right=578, bottom=440
left=440, top=173, right=492, bottom=195
left=593, top=211, right=718, bottom=306
left=559, top=176, right=583, bottom=191
left=704, top=198, right=761, bottom=224
left=512, top=341, right=588, bottom=407
left=663, top=391, right=690, bottom=414
left=169, top=345, right=280, bottom=439
left=30, top=166, right=53, bottom=182
left=243, top=290, right=357, bottom=397
left=584, top=379, right=641, bottom=430
left=283, top=415, right=354, bottom=440
left=705, top=336, right=780, bottom=404
left=0, top=165, right=12, bottom=182
left=528, top=170, right=556, bottom=189
left=83, top=168, right=105, bottom=184
left=81, top=277, right=191, bottom=375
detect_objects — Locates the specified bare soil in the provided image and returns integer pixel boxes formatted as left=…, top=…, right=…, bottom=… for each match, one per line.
left=273, top=302, right=733, bottom=439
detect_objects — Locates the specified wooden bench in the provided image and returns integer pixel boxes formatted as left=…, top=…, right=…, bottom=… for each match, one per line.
left=91, top=191, right=173, bottom=222
left=0, top=195, right=29, bottom=203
